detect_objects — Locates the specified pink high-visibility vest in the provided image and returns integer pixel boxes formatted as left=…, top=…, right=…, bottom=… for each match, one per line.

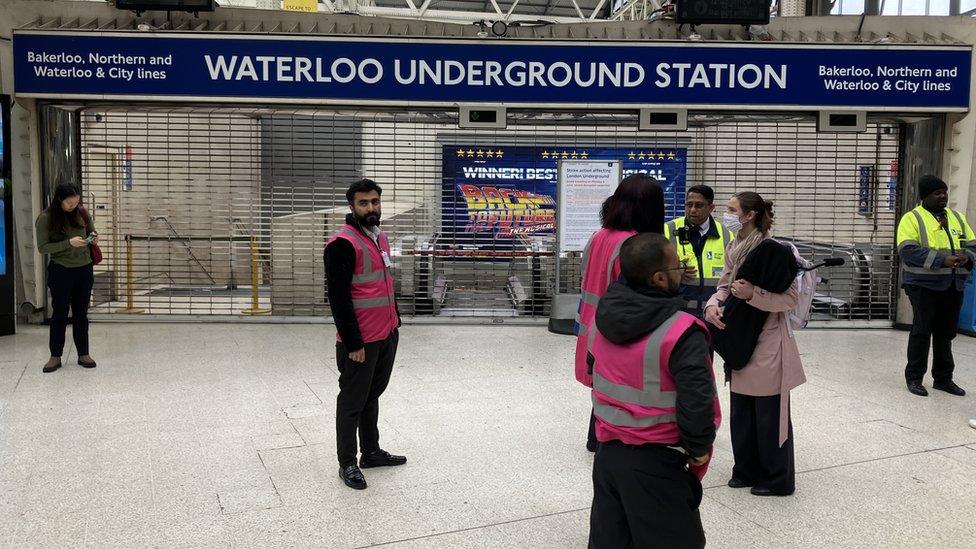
left=327, top=224, right=399, bottom=344
left=591, top=311, right=722, bottom=468
left=574, top=229, right=636, bottom=386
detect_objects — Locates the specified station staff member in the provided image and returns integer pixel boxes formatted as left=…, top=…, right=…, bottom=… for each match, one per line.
left=325, top=178, right=406, bottom=490
left=897, top=174, right=976, bottom=398
left=588, top=233, right=720, bottom=549
left=664, top=185, right=734, bottom=317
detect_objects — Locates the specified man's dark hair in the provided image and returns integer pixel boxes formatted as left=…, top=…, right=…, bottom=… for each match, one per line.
left=686, top=185, right=714, bottom=203
left=346, top=178, right=383, bottom=204
left=620, top=233, right=671, bottom=287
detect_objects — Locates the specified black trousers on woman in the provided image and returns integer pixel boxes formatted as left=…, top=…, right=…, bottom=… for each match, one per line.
left=730, top=392, right=795, bottom=495
left=47, top=262, right=94, bottom=358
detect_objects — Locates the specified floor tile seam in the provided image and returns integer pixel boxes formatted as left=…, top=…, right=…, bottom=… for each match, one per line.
left=790, top=443, right=975, bottom=475
left=932, top=446, right=976, bottom=470
left=9, top=361, right=30, bottom=397
left=352, top=507, right=590, bottom=548
left=700, top=443, right=976, bottom=493
left=303, top=380, right=325, bottom=405
left=700, top=492, right=777, bottom=535
left=256, top=448, right=287, bottom=509
left=803, top=377, right=966, bottom=419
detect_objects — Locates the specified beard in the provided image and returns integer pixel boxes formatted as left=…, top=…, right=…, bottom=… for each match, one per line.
left=667, top=277, right=681, bottom=295
left=357, top=212, right=381, bottom=227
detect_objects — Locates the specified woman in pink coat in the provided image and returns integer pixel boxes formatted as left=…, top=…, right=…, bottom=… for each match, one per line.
left=576, top=174, right=665, bottom=452
left=704, top=192, right=805, bottom=496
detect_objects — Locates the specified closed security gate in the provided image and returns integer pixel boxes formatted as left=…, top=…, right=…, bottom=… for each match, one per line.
left=78, top=105, right=903, bottom=323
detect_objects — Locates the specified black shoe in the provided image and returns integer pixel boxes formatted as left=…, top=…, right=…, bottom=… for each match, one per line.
left=933, top=380, right=966, bottom=396
left=907, top=382, right=929, bottom=397
left=42, top=358, right=62, bottom=373
left=751, top=486, right=793, bottom=497
left=78, top=356, right=97, bottom=369
left=339, top=465, right=367, bottom=490
left=728, top=477, right=753, bottom=489
left=360, top=450, right=407, bottom=469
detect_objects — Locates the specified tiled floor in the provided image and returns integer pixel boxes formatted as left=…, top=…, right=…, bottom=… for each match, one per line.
left=1, top=323, right=976, bottom=548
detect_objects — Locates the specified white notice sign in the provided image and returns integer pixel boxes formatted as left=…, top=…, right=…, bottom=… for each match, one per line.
left=558, top=160, right=622, bottom=252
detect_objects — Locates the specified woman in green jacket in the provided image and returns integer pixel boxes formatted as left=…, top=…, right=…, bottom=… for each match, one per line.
left=35, top=184, right=98, bottom=372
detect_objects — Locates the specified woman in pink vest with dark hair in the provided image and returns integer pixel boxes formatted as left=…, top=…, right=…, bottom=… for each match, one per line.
left=577, top=174, right=665, bottom=452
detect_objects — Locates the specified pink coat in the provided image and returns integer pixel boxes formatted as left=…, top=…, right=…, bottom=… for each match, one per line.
left=705, top=237, right=806, bottom=446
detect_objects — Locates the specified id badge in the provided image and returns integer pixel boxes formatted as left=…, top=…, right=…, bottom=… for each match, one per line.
left=381, top=251, right=393, bottom=268
left=712, top=266, right=724, bottom=277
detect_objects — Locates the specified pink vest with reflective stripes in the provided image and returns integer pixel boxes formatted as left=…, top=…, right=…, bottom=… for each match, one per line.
left=574, top=229, right=636, bottom=386
left=591, top=311, right=722, bottom=449
left=327, top=224, right=398, bottom=344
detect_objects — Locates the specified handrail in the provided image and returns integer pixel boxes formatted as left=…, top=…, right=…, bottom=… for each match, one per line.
left=149, top=216, right=217, bottom=285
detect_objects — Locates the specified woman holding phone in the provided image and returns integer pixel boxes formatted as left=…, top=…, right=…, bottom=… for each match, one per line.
left=34, top=184, right=99, bottom=373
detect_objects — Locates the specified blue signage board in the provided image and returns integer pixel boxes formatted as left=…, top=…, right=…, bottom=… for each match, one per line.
left=12, top=32, right=971, bottom=110
left=858, top=165, right=873, bottom=216
left=441, top=145, right=687, bottom=243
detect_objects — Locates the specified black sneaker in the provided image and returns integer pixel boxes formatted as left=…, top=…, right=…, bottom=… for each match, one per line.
left=339, top=465, right=367, bottom=490
left=907, top=381, right=928, bottom=397
left=360, top=449, right=407, bottom=469
left=933, top=380, right=966, bottom=397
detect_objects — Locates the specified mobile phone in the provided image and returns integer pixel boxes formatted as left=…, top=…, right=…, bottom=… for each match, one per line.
left=85, top=234, right=96, bottom=243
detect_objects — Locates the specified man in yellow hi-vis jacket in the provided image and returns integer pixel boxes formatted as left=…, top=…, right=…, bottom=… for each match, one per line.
left=896, top=175, right=976, bottom=397
left=664, top=185, right=734, bottom=318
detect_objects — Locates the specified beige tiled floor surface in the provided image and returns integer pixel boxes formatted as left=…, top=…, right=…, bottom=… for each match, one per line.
left=2, top=324, right=975, bottom=548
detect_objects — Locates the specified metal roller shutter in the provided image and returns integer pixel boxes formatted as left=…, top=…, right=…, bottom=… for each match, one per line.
left=77, top=105, right=904, bottom=323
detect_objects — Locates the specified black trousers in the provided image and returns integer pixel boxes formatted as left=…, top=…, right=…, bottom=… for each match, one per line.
left=336, top=329, right=399, bottom=468
left=730, top=392, right=795, bottom=495
left=905, top=286, right=963, bottom=384
left=589, top=441, right=705, bottom=549
left=47, top=262, right=94, bottom=358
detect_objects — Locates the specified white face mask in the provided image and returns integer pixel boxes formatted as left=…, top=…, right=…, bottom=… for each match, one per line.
left=722, top=212, right=744, bottom=233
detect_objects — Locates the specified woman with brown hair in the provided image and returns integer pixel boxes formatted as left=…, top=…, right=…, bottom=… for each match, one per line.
left=35, top=184, right=98, bottom=373
left=704, top=191, right=805, bottom=496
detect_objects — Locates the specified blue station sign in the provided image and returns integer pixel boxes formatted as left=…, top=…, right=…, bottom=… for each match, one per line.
left=12, top=31, right=972, bottom=111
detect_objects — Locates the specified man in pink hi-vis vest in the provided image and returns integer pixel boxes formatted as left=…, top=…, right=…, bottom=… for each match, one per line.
left=325, top=179, right=404, bottom=491
left=588, top=234, right=720, bottom=549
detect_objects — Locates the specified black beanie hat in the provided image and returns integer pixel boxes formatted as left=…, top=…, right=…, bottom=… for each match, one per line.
left=918, top=174, right=948, bottom=199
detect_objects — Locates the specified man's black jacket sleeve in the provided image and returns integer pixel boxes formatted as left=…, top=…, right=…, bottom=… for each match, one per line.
left=668, top=328, right=718, bottom=457
left=324, top=239, right=365, bottom=351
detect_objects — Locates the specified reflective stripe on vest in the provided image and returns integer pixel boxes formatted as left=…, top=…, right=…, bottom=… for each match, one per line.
left=593, top=311, right=682, bottom=411
left=580, top=240, right=625, bottom=306
left=329, top=225, right=398, bottom=343
left=591, top=310, right=720, bottom=446
left=901, top=208, right=972, bottom=278
left=666, top=221, right=679, bottom=248
left=336, top=228, right=388, bottom=286
left=910, top=210, right=929, bottom=247
left=576, top=229, right=636, bottom=386
left=666, top=219, right=730, bottom=310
